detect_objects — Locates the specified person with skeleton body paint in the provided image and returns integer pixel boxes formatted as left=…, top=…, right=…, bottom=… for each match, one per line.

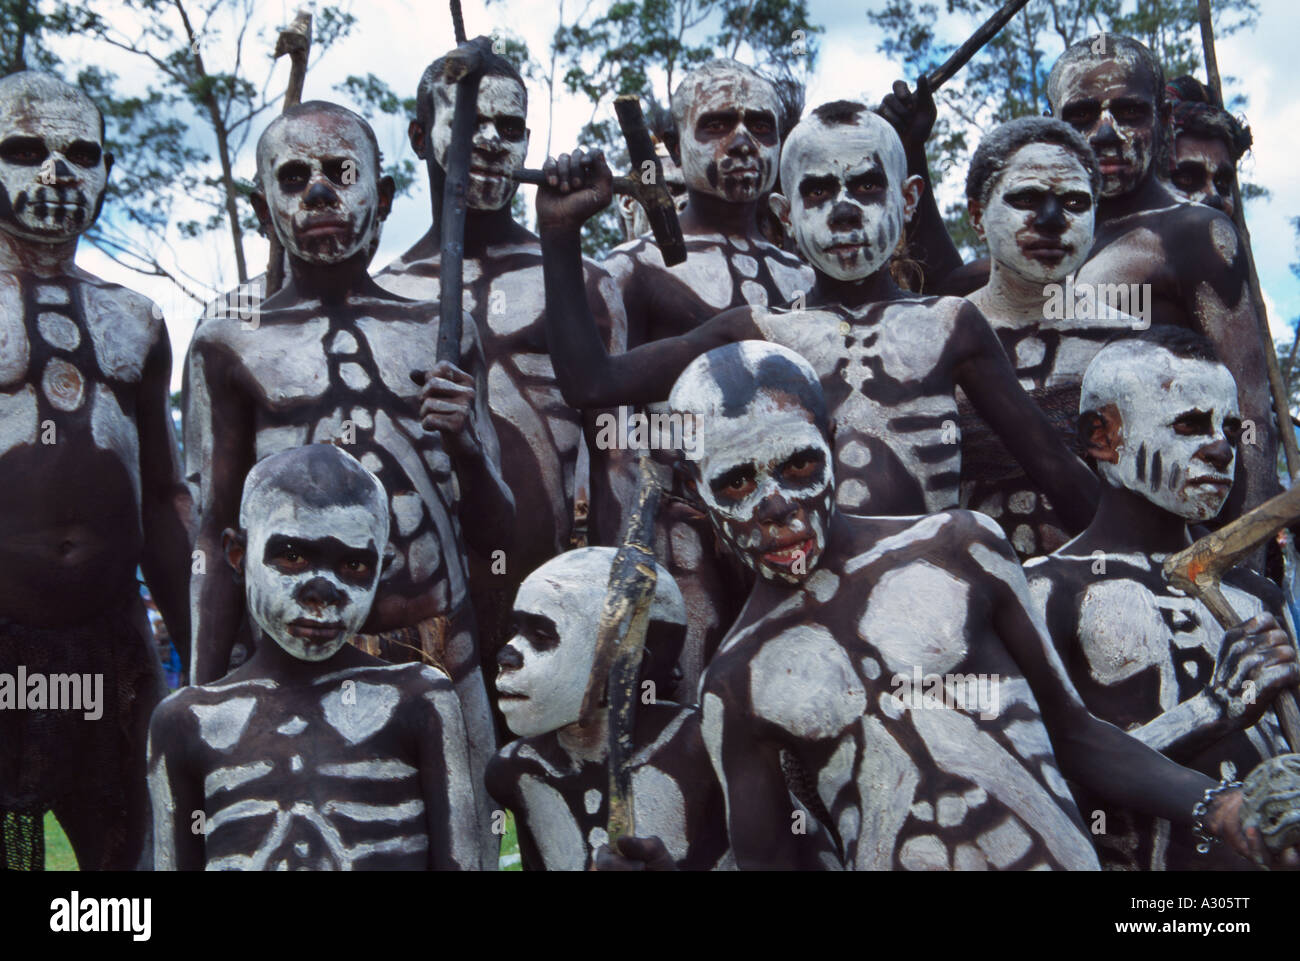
left=957, top=117, right=1138, bottom=559
left=0, top=71, right=192, bottom=870
left=599, top=60, right=815, bottom=705
left=888, top=36, right=1280, bottom=536
left=605, top=339, right=1297, bottom=870
left=185, top=101, right=510, bottom=869
left=483, top=548, right=731, bottom=870
left=1026, top=328, right=1299, bottom=870
left=1162, top=75, right=1252, bottom=220
left=538, top=101, right=1100, bottom=590
left=147, top=445, right=480, bottom=870
left=375, top=40, right=631, bottom=699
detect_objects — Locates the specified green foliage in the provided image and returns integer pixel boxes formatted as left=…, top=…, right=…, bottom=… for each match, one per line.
left=867, top=0, right=1260, bottom=257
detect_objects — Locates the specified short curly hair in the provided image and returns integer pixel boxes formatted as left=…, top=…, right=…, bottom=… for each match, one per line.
left=966, top=116, right=1101, bottom=206
left=1166, top=75, right=1252, bottom=163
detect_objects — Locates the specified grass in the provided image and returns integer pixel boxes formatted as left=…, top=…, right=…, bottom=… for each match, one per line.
left=43, top=812, right=78, bottom=871
left=42, top=809, right=521, bottom=871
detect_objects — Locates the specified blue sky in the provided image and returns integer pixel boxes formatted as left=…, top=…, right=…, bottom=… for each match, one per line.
left=48, top=0, right=1300, bottom=388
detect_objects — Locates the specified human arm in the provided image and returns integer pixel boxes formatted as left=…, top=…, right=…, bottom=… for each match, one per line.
left=537, top=148, right=754, bottom=410
left=137, top=322, right=194, bottom=671
left=146, top=693, right=207, bottom=871
left=952, top=300, right=1100, bottom=532
left=417, top=676, right=482, bottom=870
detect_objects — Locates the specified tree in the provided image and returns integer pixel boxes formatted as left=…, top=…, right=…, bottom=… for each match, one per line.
left=867, top=0, right=1260, bottom=257
left=545, top=0, right=824, bottom=256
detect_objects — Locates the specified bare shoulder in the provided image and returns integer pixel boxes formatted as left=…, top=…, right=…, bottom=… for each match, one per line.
left=76, top=271, right=166, bottom=348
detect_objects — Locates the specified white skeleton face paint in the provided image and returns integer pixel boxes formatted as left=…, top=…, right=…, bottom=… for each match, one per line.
left=257, top=109, right=382, bottom=265
left=1082, top=343, right=1241, bottom=521
left=496, top=548, right=684, bottom=737
left=778, top=110, right=908, bottom=281
left=241, top=487, right=388, bottom=662
left=676, top=65, right=780, bottom=202
left=1168, top=134, right=1235, bottom=217
left=1053, top=54, right=1160, bottom=198
left=430, top=75, right=528, bottom=211
left=980, top=143, right=1094, bottom=285
left=670, top=343, right=834, bottom=584
left=0, top=73, right=108, bottom=243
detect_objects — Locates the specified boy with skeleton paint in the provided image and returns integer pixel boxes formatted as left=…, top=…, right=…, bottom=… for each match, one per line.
left=484, top=548, right=730, bottom=870
left=538, top=101, right=1100, bottom=585
left=1026, top=328, right=1299, bottom=869
left=185, top=101, right=510, bottom=868
left=957, top=116, right=1138, bottom=559
left=614, top=340, right=1295, bottom=870
left=599, top=59, right=815, bottom=704
left=375, top=39, right=630, bottom=687
left=0, top=72, right=192, bottom=870
left=147, top=445, right=480, bottom=870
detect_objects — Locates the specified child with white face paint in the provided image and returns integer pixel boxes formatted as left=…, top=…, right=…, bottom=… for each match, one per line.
left=654, top=341, right=1299, bottom=870
left=485, top=548, right=731, bottom=870
left=1026, top=328, right=1300, bottom=869
left=957, top=117, right=1138, bottom=560
left=0, top=71, right=191, bottom=871
left=147, top=445, right=483, bottom=871
left=187, top=100, right=512, bottom=870
left=376, top=39, right=631, bottom=716
left=539, top=101, right=1100, bottom=579
left=595, top=58, right=814, bottom=707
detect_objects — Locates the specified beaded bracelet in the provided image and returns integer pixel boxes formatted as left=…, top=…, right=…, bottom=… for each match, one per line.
left=1191, top=776, right=1243, bottom=854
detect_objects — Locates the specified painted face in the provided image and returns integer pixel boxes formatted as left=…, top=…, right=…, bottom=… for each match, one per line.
left=1085, top=344, right=1241, bottom=521
left=779, top=117, right=908, bottom=281
left=258, top=110, right=382, bottom=264
left=243, top=495, right=385, bottom=661
left=1055, top=57, right=1160, bottom=198
left=695, top=391, right=833, bottom=583
left=981, top=142, right=1094, bottom=285
left=430, top=74, right=528, bottom=211
left=1168, top=134, right=1235, bottom=217
left=495, top=549, right=684, bottom=737
left=677, top=68, right=780, bottom=203
left=0, top=74, right=108, bottom=244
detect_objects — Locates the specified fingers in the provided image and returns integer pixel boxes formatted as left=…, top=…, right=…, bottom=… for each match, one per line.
left=543, top=149, right=607, bottom=191
left=592, top=843, right=646, bottom=872
left=411, top=362, right=471, bottom=391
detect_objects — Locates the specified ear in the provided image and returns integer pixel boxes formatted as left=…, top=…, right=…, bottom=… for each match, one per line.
left=221, top=528, right=247, bottom=578
left=377, top=175, right=396, bottom=222
left=968, top=198, right=986, bottom=241
left=250, top=190, right=273, bottom=237
left=1080, top=405, right=1121, bottom=463
left=901, top=173, right=925, bottom=223
left=769, top=192, right=792, bottom=233
left=409, top=119, right=428, bottom=159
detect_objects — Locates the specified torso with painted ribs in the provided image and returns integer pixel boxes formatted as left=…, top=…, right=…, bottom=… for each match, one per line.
left=751, top=296, right=969, bottom=517
left=603, top=231, right=813, bottom=345
left=485, top=702, right=731, bottom=871
left=189, top=295, right=477, bottom=623
left=0, top=268, right=158, bottom=625
left=156, top=662, right=476, bottom=870
left=378, top=240, right=625, bottom=566
left=1025, top=551, right=1287, bottom=869
left=704, top=510, right=1100, bottom=871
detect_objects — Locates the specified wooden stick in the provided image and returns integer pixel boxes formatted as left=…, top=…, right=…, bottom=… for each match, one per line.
left=265, top=8, right=313, bottom=298
left=1197, top=0, right=1300, bottom=479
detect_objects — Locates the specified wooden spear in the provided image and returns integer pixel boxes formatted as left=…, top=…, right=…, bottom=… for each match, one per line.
left=264, top=8, right=313, bottom=298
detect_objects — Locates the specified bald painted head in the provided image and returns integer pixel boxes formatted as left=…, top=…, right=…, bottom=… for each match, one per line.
left=771, top=101, right=921, bottom=282
left=495, top=548, right=687, bottom=737
left=671, top=59, right=781, bottom=203
left=0, top=71, right=110, bottom=244
left=1081, top=327, right=1240, bottom=522
left=1047, top=34, right=1166, bottom=199
left=670, top=341, right=833, bottom=584
left=254, top=101, right=392, bottom=266
left=229, top=444, right=390, bottom=662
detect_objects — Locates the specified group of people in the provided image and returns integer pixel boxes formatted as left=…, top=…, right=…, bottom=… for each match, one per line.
left=1, top=26, right=1298, bottom=872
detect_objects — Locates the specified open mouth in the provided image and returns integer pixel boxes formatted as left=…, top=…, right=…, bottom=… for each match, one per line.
left=1097, top=156, right=1129, bottom=175
left=825, top=241, right=863, bottom=257
left=761, top=537, right=815, bottom=568
left=287, top=619, right=344, bottom=642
